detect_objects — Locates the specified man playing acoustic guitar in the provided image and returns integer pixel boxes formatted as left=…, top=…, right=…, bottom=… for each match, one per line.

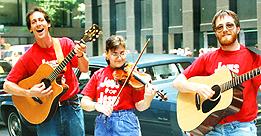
left=4, top=7, right=88, bottom=136
left=173, top=10, right=261, bottom=136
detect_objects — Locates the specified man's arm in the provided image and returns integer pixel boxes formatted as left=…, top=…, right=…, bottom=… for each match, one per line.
left=74, top=43, right=89, bottom=73
left=77, top=54, right=89, bottom=72
left=172, top=74, right=214, bottom=99
left=3, top=80, right=53, bottom=97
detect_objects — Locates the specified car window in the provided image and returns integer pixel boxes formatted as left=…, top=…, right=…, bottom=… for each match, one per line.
left=0, top=66, right=5, bottom=73
left=89, top=66, right=103, bottom=77
left=79, top=72, right=90, bottom=80
left=0, top=61, right=12, bottom=74
left=150, top=63, right=180, bottom=80
left=177, top=62, right=191, bottom=72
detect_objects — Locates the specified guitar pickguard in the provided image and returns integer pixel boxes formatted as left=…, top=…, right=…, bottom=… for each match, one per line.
left=202, top=85, right=221, bottom=113
left=202, top=97, right=221, bottom=113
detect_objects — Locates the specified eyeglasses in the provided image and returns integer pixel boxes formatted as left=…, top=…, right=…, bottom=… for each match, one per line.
left=215, top=22, right=235, bottom=33
left=111, top=52, right=126, bottom=58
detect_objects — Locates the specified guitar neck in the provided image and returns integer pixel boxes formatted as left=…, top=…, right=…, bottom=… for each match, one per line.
left=48, top=40, right=88, bottom=81
left=221, top=67, right=261, bottom=92
left=45, top=24, right=101, bottom=82
left=48, top=50, right=77, bottom=82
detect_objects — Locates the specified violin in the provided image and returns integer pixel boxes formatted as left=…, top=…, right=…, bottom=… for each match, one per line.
left=113, top=63, right=168, bottom=101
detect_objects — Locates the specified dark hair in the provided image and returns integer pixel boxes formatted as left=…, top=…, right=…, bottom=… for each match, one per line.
left=26, top=7, right=51, bottom=31
left=211, top=9, right=240, bottom=31
left=106, top=35, right=126, bottom=52
left=105, top=35, right=126, bottom=64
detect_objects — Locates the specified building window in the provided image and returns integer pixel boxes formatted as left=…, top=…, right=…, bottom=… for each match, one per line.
left=243, top=29, right=257, bottom=46
left=27, top=1, right=83, bottom=27
left=169, top=0, right=182, bottom=26
left=115, top=2, right=126, bottom=31
left=141, top=0, right=152, bottom=29
left=0, top=0, right=21, bottom=26
left=237, top=0, right=256, bottom=20
left=146, top=35, right=153, bottom=53
left=200, top=0, right=216, bottom=24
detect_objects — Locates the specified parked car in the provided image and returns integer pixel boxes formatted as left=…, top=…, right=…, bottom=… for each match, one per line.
left=0, top=53, right=194, bottom=136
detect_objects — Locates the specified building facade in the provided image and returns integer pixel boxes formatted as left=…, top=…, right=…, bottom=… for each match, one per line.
left=1, top=0, right=261, bottom=56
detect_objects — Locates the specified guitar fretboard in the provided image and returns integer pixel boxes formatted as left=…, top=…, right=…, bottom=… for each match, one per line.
left=221, top=67, right=261, bottom=92
left=44, top=24, right=101, bottom=82
left=48, top=50, right=77, bottom=82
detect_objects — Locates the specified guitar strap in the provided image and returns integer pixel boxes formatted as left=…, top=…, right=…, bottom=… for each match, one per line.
left=52, top=38, right=64, bottom=63
left=52, top=38, right=66, bottom=71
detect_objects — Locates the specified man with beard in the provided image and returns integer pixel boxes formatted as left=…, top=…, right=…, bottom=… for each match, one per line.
left=3, top=7, right=88, bottom=136
left=172, top=9, right=261, bottom=135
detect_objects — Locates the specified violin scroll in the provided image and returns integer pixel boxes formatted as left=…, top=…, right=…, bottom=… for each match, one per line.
left=155, top=90, right=168, bottom=101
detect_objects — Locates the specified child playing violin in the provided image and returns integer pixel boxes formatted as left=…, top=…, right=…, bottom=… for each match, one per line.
left=80, top=35, right=156, bottom=136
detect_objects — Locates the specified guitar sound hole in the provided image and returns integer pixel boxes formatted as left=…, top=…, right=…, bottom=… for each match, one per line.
left=30, top=78, right=51, bottom=104
left=41, top=78, right=51, bottom=89
left=202, top=85, right=221, bottom=113
left=210, top=85, right=221, bottom=100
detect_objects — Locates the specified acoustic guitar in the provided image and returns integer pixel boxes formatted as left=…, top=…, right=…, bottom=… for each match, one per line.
left=177, top=66, right=261, bottom=135
left=12, top=24, right=101, bottom=125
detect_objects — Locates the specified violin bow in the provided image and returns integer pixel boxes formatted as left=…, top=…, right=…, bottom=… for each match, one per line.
left=113, top=38, right=151, bottom=105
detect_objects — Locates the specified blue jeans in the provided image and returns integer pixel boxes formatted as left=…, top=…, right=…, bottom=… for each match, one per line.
left=36, top=98, right=85, bottom=136
left=205, top=121, right=257, bottom=136
left=95, top=109, right=141, bottom=136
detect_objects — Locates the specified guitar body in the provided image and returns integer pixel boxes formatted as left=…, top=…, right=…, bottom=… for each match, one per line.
left=12, top=64, right=66, bottom=124
left=177, top=67, right=243, bottom=135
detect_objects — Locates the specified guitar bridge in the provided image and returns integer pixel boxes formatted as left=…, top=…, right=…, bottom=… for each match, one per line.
left=32, top=97, right=43, bottom=104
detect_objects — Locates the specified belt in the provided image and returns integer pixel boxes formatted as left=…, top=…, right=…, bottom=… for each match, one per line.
left=59, top=95, right=79, bottom=107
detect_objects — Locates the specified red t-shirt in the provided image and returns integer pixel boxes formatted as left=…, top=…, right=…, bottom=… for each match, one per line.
left=183, top=45, right=261, bottom=124
left=81, top=65, right=145, bottom=111
left=6, top=37, right=79, bottom=101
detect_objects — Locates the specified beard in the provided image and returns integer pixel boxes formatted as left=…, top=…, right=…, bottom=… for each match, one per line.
left=217, top=32, right=237, bottom=46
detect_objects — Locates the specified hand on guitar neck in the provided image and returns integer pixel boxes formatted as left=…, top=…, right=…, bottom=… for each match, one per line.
left=74, top=40, right=86, bottom=58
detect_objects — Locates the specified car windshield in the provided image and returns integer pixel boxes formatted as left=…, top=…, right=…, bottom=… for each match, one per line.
left=138, top=63, right=182, bottom=81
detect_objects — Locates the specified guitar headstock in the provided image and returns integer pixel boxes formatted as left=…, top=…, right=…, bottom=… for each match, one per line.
left=81, top=24, right=102, bottom=43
